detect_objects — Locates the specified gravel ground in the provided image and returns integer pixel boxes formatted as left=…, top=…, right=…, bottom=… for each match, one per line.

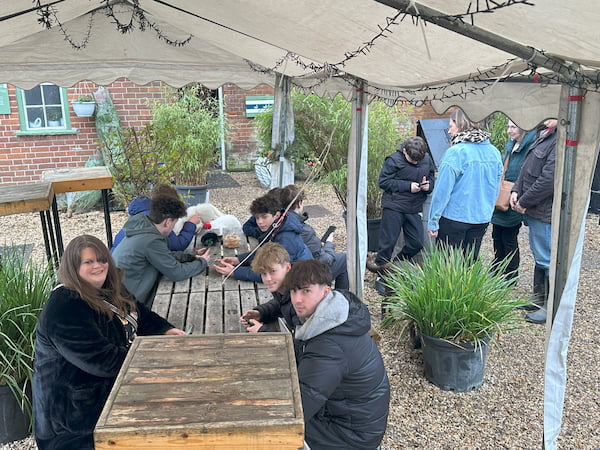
left=1, top=171, right=598, bottom=449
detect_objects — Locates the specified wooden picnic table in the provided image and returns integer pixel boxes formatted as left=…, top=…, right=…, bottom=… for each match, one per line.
left=152, top=231, right=273, bottom=334
left=41, top=166, right=114, bottom=249
left=0, top=182, right=60, bottom=266
left=94, top=333, right=304, bottom=449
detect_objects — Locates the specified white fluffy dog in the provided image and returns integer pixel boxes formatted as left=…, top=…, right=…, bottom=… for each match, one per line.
left=173, top=202, right=242, bottom=237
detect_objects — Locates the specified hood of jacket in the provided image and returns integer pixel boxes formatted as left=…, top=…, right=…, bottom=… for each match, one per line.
left=295, top=290, right=370, bottom=341
left=128, top=197, right=151, bottom=216
left=123, top=213, right=163, bottom=239
left=245, top=211, right=305, bottom=239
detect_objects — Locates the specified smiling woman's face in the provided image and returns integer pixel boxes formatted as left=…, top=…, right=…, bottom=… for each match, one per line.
left=78, top=247, right=108, bottom=289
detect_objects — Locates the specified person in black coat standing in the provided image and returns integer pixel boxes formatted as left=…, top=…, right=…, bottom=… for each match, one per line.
left=285, top=260, right=390, bottom=450
left=367, top=136, right=435, bottom=273
left=33, top=235, right=184, bottom=450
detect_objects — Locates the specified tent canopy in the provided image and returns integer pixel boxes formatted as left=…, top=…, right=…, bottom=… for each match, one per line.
left=1, top=1, right=599, bottom=128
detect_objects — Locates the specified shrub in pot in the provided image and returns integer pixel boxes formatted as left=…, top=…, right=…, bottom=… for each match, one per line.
left=72, top=94, right=96, bottom=117
left=381, top=244, right=529, bottom=391
left=0, top=247, right=55, bottom=442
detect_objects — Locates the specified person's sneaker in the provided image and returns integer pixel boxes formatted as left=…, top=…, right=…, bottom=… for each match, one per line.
left=525, top=308, right=547, bottom=324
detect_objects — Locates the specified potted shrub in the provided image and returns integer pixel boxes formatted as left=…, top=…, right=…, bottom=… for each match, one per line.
left=381, top=244, right=529, bottom=392
left=0, top=247, right=55, bottom=443
left=150, top=84, right=223, bottom=205
left=47, top=108, right=63, bottom=127
left=254, top=92, right=410, bottom=250
left=72, top=94, right=96, bottom=117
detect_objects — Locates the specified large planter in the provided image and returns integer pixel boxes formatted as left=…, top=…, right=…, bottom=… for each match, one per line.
left=0, top=385, right=30, bottom=444
left=72, top=101, right=96, bottom=117
left=420, top=334, right=489, bottom=392
left=176, top=184, right=209, bottom=206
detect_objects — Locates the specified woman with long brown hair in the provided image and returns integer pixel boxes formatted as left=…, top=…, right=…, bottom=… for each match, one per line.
left=33, top=235, right=184, bottom=450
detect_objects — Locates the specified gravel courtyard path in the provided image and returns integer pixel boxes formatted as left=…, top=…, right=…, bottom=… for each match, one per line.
left=1, top=172, right=598, bottom=449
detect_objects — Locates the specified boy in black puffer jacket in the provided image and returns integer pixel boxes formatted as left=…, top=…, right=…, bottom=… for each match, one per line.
left=286, top=260, right=390, bottom=450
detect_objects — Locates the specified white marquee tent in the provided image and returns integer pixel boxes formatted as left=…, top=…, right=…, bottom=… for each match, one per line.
left=1, top=2, right=599, bottom=447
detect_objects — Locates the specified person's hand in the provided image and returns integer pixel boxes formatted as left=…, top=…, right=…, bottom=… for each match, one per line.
left=428, top=229, right=438, bottom=238
left=410, top=182, right=421, bottom=193
left=214, top=259, right=235, bottom=276
left=245, top=320, right=263, bottom=333
left=165, top=328, right=186, bottom=335
left=513, top=201, right=527, bottom=214
left=187, top=213, right=202, bottom=225
left=420, top=176, right=430, bottom=192
left=326, top=232, right=335, bottom=243
left=220, top=256, right=240, bottom=265
left=509, top=192, right=519, bottom=209
left=195, top=247, right=211, bottom=263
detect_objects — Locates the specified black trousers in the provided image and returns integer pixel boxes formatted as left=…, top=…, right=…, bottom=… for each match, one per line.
left=375, top=209, right=423, bottom=265
left=492, top=222, right=522, bottom=279
left=437, top=216, right=488, bottom=260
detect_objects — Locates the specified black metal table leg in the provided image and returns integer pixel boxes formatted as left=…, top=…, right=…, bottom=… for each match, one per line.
left=101, top=188, right=113, bottom=248
left=51, top=196, right=64, bottom=257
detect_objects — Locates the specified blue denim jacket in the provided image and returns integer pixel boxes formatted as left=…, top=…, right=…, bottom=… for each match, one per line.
left=428, top=140, right=502, bottom=231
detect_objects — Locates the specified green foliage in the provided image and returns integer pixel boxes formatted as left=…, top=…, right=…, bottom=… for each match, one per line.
left=150, top=85, right=222, bottom=186
left=381, top=244, right=529, bottom=344
left=486, top=112, right=509, bottom=151
left=99, top=84, right=224, bottom=203
left=254, top=91, right=411, bottom=217
left=0, top=247, right=55, bottom=422
left=74, top=95, right=94, bottom=102
left=99, top=125, right=175, bottom=204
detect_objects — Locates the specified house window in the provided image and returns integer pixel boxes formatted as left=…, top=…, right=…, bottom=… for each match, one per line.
left=15, top=83, right=73, bottom=134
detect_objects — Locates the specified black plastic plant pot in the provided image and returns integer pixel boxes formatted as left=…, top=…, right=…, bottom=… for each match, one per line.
left=0, top=385, right=30, bottom=443
left=420, top=334, right=489, bottom=392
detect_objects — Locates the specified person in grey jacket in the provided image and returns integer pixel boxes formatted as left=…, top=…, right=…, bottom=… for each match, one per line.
left=511, top=119, right=558, bottom=324
left=112, top=195, right=210, bottom=308
left=285, top=260, right=390, bottom=450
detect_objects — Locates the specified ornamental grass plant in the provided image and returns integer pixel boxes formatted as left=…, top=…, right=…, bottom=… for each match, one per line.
left=381, top=244, right=529, bottom=345
left=0, top=247, right=55, bottom=421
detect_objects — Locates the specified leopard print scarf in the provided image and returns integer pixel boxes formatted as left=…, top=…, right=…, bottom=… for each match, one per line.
left=451, top=128, right=491, bottom=145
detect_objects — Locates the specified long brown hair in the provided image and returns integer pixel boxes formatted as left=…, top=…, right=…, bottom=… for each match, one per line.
left=58, top=235, right=135, bottom=317
left=450, top=108, right=481, bottom=133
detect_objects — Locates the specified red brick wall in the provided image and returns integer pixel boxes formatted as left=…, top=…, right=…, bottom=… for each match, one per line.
left=223, top=83, right=274, bottom=170
left=0, top=79, right=163, bottom=184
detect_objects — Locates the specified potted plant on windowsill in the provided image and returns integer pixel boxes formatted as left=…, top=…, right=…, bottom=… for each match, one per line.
left=0, top=247, right=55, bottom=443
left=381, top=244, right=530, bottom=392
left=72, top=94, right=96, bottom=117
left=151, top=85, right=223, bottom=205
left=47, top=109, right=63, bottom=127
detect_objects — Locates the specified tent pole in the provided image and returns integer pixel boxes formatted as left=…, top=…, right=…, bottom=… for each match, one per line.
left=375, top=0, right=586, bottom=84
left=218, top=86, right=226, bottom=170
left=550, top=87, right=582, bottom=325
left=272, top=73, right=294, bottom=188
left=347, top=79, right=368, bottom=296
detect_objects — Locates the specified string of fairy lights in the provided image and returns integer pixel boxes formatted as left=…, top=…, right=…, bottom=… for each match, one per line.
left=26, top=0, right=600, bottom=102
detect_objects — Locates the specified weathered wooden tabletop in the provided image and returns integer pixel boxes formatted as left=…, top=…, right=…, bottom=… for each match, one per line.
left=94, top=333, right=304, bottom=449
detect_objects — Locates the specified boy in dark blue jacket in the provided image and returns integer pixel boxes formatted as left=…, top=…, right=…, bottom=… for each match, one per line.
left=367, top=136, right=435, bottom=273
left=214, top=194, right=312, bottom=282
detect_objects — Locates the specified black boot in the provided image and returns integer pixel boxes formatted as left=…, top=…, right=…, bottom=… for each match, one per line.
left=526, top=271, right=549, bottom=324
left=521, top=265, right=547, bottom=311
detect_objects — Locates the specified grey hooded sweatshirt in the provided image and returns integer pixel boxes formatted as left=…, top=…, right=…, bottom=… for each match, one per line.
left=112, top=214, right=206, bottom=307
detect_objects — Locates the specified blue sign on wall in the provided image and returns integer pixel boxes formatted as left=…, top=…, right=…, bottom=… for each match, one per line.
left=245, top=95, right=274, bottom=117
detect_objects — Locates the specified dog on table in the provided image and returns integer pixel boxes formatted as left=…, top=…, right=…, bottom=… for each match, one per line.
left=174, top=203, right=242, bottom=237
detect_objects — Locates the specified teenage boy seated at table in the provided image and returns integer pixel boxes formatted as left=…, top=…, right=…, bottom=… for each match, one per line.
left=111, top=183, right=201, bottom=252
left=279, top=184, right=349, bottom=289
left=284, top=260, right=390, bottom=450
left=213, top=193, right=312, bottom=282
left=239, top=242, right=300, bottom=333
left=112, top=194, right=210, bottom=308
